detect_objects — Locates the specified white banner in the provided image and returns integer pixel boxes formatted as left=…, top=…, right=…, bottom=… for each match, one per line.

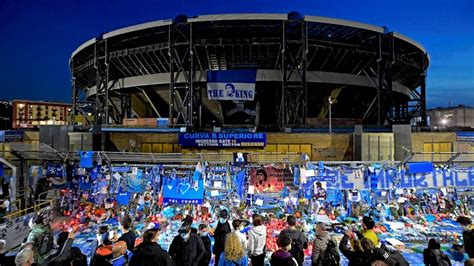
left=207, top=82, right=255, bottom=101
left=0, top=206, right=53, bottom=251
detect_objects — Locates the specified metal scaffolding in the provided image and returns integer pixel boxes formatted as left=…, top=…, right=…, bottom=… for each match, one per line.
left=71, top=13, right=429, bottom=130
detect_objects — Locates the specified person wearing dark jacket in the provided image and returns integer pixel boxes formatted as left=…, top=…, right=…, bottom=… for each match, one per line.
left=117, top=215, right=137, bottom=252
left=423, top=238, right=451, bottom=266
left=213, top=209, right=232, bottom=266
left=456, top=216, right=474, bottom=258
left=277, top=215, right=308, bottom=266
left=339, top=230, right=372, bottom=266
left=270, top=236, right=299, bottom=266
left=42, top=231, right=74, bottom=266
left=168, top=223, right=205, bottom=266
left=129, top=228, right=175, bottom=266
left=198, top=224, right=212, bottom=266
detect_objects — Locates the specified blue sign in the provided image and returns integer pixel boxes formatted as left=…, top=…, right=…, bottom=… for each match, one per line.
left=162, top=179, right=204, bottom=205
left=0, top=130, right=24, bottom=142
left=179, top=132, right=266, bottom=148
left=458, top=132, right=474, bottom=142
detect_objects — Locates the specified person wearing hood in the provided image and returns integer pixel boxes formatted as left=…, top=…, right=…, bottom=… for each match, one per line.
left=168, top=222, right=205, bottom=266
left=248, top=215, right=266, bottom=266
left=213, top=209, right=232, bottom=266
left=129, top=228, right=174, bottom=266
left=197, top=224, right=212, bottom=266
left=24, top=216, right=52, bottom=265
left=217, top=232, right=248, bottom=266
left=270, top=236, right=298, bottom=266
left=312, top=222, right=332, bottom=266
left=456, top=216, right=474, bottom=258
left=423, top=238, right=451, bottom=266
left=232, top=220, right=248, bottom=251
left=339, top=229, right=372, bottom=266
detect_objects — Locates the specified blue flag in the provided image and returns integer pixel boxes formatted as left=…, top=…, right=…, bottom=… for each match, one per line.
left=234, top=170, right=246, bottom=198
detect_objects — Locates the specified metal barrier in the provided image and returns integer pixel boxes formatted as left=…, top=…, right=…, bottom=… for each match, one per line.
left=4, top=199, right=53, bottom=221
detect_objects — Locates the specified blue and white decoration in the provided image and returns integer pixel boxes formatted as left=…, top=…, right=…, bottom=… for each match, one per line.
left=207, top=70, right=257, bottom=101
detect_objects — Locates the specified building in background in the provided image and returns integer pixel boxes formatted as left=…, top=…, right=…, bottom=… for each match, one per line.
left=0, top=101, right=13, bottom=130
left=427, top=105, right=474, bottom=129
left=12, top=100, right=71, bottom=129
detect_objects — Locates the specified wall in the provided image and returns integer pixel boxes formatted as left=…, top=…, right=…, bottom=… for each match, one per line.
left=106, top=132, right=354, bottom=161
left=411, top=132, right=457, bottom=153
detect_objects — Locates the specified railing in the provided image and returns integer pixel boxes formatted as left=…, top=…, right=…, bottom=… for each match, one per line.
left=3, top=199, right=53, bottom=221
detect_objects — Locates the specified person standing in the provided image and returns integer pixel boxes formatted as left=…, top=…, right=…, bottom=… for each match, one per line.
left=361, top=216, right=379, bottom=248
left=168, top=223, right=205, bottom=266
left=248, top=215, right=266, bottom=266
left=117, top=215, right=137, bottom=252
left=24, top=216, right=52, bottom=265
left=270, top=236, right=298, bottom=266
left=231, top=220, right=248, bottom=251
left=423, top=238, right=451, bottom=266
left=213, top=209, right=232, bottom=265
left=311, top=222, right=331, bottom=266
left=198, top=224, right=212, bottom=266
left=129, top=228, right=174, bottom=266
left=277, top=215, right=308, bottom=266
left=456, top=216, right=474, bottom=258
left=217, top=233, right=248, bottom=266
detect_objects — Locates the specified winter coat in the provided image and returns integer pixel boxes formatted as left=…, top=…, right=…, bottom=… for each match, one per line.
left=462, top=225, right=474, bottom=258
left=129, top=241, right=174, bottom=266
left=248, top=225, right=266, bottom=256
left=217, top=252, right=249, bottom=266
left=311, top=231, right=331, bottom=265
left=270, top=250, right=299, bottom=266
left=423, top=248, right=451, bottom=266
left=213, top=221, right=232, bottom=255
left=168, top=233, right=205, bottom=266
left=198, top=235, right=212, bottom=266
left=42, top=238, right=73, bottom=266
left=339, top=235, right=372, bottom=266
left=277, top=228, right=308, bottom=265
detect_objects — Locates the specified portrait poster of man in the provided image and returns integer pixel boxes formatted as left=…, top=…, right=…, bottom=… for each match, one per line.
left=249, top=166, right=291, bottom=193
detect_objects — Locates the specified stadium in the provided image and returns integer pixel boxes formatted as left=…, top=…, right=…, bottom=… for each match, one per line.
left=70, top=12, right=429, bottom=130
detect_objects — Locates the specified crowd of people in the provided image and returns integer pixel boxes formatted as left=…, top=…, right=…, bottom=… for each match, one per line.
left=5, top=207, right=474, bottom=266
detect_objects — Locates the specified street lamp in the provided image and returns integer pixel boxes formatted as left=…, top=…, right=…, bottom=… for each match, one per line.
left=328, top=96, right=334, bottom=134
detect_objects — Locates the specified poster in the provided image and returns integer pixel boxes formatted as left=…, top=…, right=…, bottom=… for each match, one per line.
left=249, top=166, right=292, bottom=193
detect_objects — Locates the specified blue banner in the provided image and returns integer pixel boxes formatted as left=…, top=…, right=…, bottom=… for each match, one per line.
left=111, top=166, right=131, bottom=173
left=79, top=151, right=93, bottom=168
left=162, top=178, right=204, bottom=205
left=457, top=132, right=474, bottom=142
left=179, top=132, right=266, bottom=147
left=207, top=70, right=257, bottom=101
left=406, top=162, right=434, bottom=174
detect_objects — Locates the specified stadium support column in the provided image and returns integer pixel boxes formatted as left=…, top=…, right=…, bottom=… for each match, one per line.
left=104, top=39, right=110, bottom=125
left=420, top=65, right=427, bottom=126
left=169, top=16, right=198, bottom=128
left=377, top=33, right=382, bottom=125
left=94, top=40, right=101, bottom=125
left=279, top=12, right=307, bottom=130
left=70, top=59, right=76, bottom=125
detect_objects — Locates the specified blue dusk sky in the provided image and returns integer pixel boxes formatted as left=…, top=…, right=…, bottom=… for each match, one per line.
left=0, top=0, right=472, bottom=108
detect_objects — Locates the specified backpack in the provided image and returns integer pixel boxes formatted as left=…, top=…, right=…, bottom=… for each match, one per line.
left=318, top=240, right=340, bottom=266
left=288, top=231, right=304, bottom=263
left=38, top=229, right=54, bottom=256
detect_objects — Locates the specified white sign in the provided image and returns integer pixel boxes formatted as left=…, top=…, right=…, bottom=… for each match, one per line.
left=207, top=83, right=255, bottom=101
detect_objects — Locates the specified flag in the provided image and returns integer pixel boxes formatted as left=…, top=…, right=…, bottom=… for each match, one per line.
left=234, top=170, right=246, bottom=198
